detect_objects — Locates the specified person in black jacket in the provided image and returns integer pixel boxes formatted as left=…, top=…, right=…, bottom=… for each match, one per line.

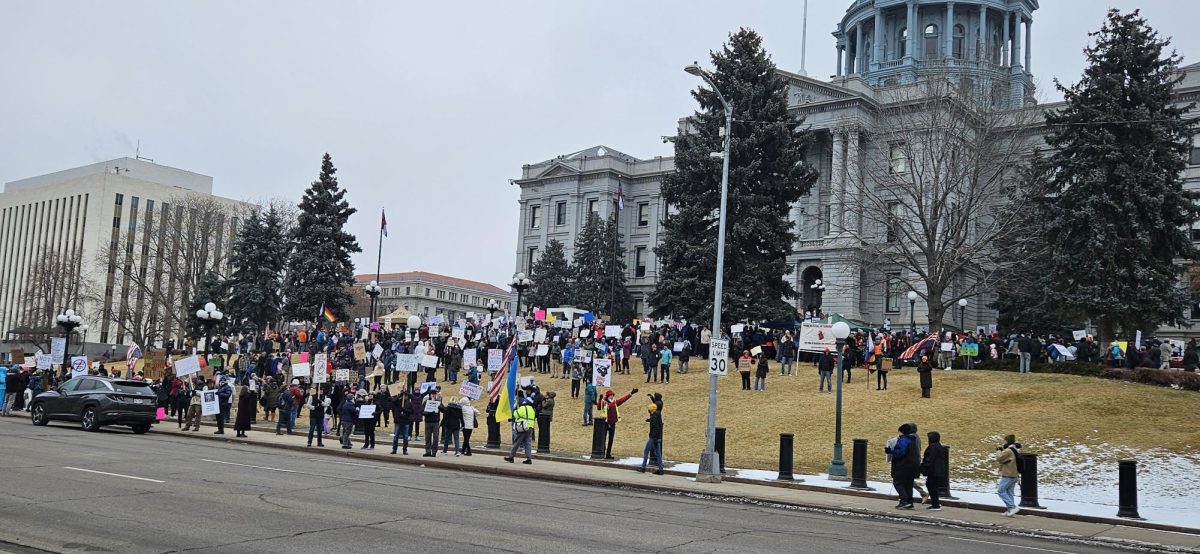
left=818, top=349, right=834, bottom=392
left=917, top=355, right=933, bottom=398
left=637, top=402, right=664, bottom=475
left=920, top=431, right=949, bottom=511
left=884, top=423, right=921, bottom=509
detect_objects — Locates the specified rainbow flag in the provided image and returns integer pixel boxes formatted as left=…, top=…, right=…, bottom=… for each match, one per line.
left=319, top=303, right=336, bottom=323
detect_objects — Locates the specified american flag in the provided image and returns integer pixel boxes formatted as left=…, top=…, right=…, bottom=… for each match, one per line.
left=616, top=181, right=625, bottom=210
left=487, top=336, right=520, bottom=404
left=126, top=342, right=142, bottom=372
left=899, top=336, right=936, bottom=361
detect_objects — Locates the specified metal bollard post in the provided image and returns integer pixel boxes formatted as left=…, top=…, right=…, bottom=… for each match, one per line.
left=849, top=438, right=873, bottom=490
left=715, top=427, right=727, bottom=473
left=591, top=420, right=608, bottom=458
left=778, top=433, right=794, bottom=480
left=939, top=446, right=958, bottom=499
left=1117, top=459, right=1142, bottom=519
left=536, top=416, right=551, bottom=452
left=485, top=412, right=501, bottom=448
left=1019, top=452, right=1046, bottom=509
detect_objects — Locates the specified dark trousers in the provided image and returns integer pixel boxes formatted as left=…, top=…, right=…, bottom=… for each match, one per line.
left=308, top=415, right=324, bottom=445
left=926, top=476, right=942, bottom=508
left=570, top=379, right=580, bottom=398
left=894, top=476, right=915, bottom=505
left=921, top=387, right=931, bottom=398
left=844, top=367, right=852, bottom=383
left=462, top=429, right=473, bottom=454
left=604, top=421, right=617, bottom=458
left=877, top=371, right=888, bottom=390
left=425, top=420, right=440, bottom=455
left=216, top=403, right=228, bottom=432
left=660, top=364, right=670, bottom=383
left=741, top=372, right=751, bottom=390
left=362, top=421, right=376, bottom=448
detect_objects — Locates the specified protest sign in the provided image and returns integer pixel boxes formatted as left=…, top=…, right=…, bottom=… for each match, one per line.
left=421, top=355, right=439, bottom=368
left=314, top=353, right=328, bottom=373
left=536, top=344, right=549, bottom=357
left=312, top=365, right=328, bottom=384
left=335, top=368, right=350, bottom=382
left=396, top=354, right=418, bottom=372
left=557, top=320, right=569, bottom=328
left=10, top=348, right=25, bottom=367
left=940, top=342, right=954, bottom=352
left=428, top=325, right=440, bottom=336
left=174, top=355, right=201, bottom=378
left=430, top=315, right=444, bottom=325
left=519, top=376, right=532, bottom=388
left=466, top=312, right=476, bottom=320
left=959, top=343, right=979, bottom=357
left=200, top=389, right=219, bottom=416
left=292, top=362, right=311, bottom=378
left=576, top=350, right=593, bottom=364
left=463, top=349, right=477, bottom=367
left=34, top=353, right=50, bottom=370
left=605, top=325, right=621, bottom=337
left=424, top=399, right=441, bottom=413
left=674, top=342, right=686, bottom=353
left=1072, top=329, right=1087, bottom=341
left=534, top=309, right=545, bottom=321
left=459, top=381, right=483, bottom=401
left=487, top=349, right=503, bottom=371
left=518, top=330, right=534, bottom=343
left=797, top=323, right=835, bottom=353
left=358, top=405, right=376, bottom=418
left=145, top=351, right=167, bottom=380
left=730, top=324, right=745, bottom=335
left=580, top=329, right=590, bottom=338
left=70, top=356, right=89, bottom=378
left=452, top=327, right=465, bottom=340
left=371, top=344, right=384, bottom=359
left=420, top=382, right=438, bottom=394
left=50, top=338, right=66, bottom=365
left=534, top=328, right=546, bottom=343
left=592, top=358, right=612, bottom=387
left=353, top=342, right=366, bottom=361
left=750, top=345, right=762, bottom=356
left=387, top=382, right=405, bottom=396
left=639, top=323, right=650, bottom=332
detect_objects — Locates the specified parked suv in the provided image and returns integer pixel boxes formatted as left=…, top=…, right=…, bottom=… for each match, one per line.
left=30, top=376, right=157, bottom=434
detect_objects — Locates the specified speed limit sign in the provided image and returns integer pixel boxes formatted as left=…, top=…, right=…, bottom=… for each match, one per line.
left=708, top=338, right=729, bottom=376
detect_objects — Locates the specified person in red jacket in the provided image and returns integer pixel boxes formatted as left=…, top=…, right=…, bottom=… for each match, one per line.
left=596, top=387, right=638, bottom=459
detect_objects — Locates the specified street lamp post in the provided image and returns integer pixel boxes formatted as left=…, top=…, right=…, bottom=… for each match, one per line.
left=406, top=314, right=421, bottom=390
left=685, top=60, right=734, bottom=484
left=55, top=309, right=83, bottom=372
left=195, top=302, right=224, bottom=357
left=958, top=298, right=968, bottom=332
left=827, top=321, right=852, bottom=479
left=486, top=299, right=500, bottom=320
left=509, top=273, right=532, bottom=318
left=907, top=291, right=918, bottom=335
left=364, top=280, right=382, bottom=325
left=811, top=278, right=827, bottom=315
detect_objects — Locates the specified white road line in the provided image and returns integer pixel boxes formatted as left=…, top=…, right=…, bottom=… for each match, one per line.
left=63, top=467, right=165, bottom=483
left=947, top=536, right=1079, bottom=553
left=201, top=459, right=298, bottom=473
left=315, top=459, right=414, bottom=472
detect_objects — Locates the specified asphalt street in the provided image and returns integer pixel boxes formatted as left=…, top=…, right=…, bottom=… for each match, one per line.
left=0, top=417, right=1139, bottom=553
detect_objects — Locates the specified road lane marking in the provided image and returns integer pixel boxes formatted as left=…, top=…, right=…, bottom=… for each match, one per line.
left=314, top=459, right=414, bottom=472
left=947, top=536, right=1078, bottom=553
left=201, top=459, right=298, bottom=473
left=63, top=467, right=165, bottom=483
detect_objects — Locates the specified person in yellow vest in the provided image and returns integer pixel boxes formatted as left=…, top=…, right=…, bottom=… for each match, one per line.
left=504, top=398, right=537, bottom=464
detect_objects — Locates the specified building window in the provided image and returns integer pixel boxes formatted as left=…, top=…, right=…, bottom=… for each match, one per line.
left=635, top=246, right=647, bottom=278
left=633, top=299, right=643, bottom=317
left=952, top=24, right=965, bottom=59
left=823, top=205, right=832, bottom=235
left=529, top=205, right=541, bottom=229
left=437, top=290, right=446, bottom=300
left=864, top=38, right=873, bottom=67
left=587, top=199, right=599, bottom=217
left=886, top=201, right=902, bottom=242
left=473, top=295, right=480, bottom=305
left=527, top=246, right=538, bottom=275
left=1190, top=136, right=1200, bottom=165
left=1191, top=227, right=1200, bottom=242
left=637, top=202, right=649, bottom=227
left=889, top=142, right=908, bottom=174
left=406, top=286, right=411, bottom=295
left=898, top=28, right=907, bottom=58
left=555, top=201, right=567, bottom=226
left=923, top=24, right=939, bottom=60
left=425, top=287, right=430, bottom=297
left=115, top=193, right=124, bottom=205
left=449, top=292, right=457, bottom=302
left=885, top=274, right=903, bottom=313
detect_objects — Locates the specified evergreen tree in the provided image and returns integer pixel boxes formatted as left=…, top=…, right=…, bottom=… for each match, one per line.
left=227, top=205, right=290, bottom=333
left=650, top=28, right=818, bottom=323
left=1032, top=9, right=1198, bottom=340
left=526, top=238, right=573, bottom=310
left=572, top=213, right=634, bottom=320
left=283, top=154, right=362, bottom=322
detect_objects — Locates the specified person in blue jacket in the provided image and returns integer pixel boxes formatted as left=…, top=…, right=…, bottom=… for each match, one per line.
left=338, top=397, right=358, bottom=449
left=884, top=423, right=921, bottom=509
left=0, top=365, right=7, bottom=414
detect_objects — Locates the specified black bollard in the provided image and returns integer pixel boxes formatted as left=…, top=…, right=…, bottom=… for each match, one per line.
left=939, top=446, right=958, bottom=499
left=591, top=420, right=608, bottom=458
left=536, top=416, right=551, bottom=452
left=1116, top=459, right=1142, bottom=519
left=1018, top=452, right=1046, bottom=509
left=715, top=427, right=727, bottom=473
left=778, top=433, right=795, bottom=480
left=849, top=438, right=873, bottom=490
left=485, top=412, right=500, bottom=448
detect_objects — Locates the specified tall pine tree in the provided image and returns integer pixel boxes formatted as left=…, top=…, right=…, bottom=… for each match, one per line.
left=526, top=238, right=573, bottom=310
left=1033, top=9, right=1198, bottom=340
left=650, top=29, right=818, bottom=323
left=283, top=154, right=362, bottom=322
left=572, top=213, right=634, bottom=320
left=227, top=205, right=290, bottom=333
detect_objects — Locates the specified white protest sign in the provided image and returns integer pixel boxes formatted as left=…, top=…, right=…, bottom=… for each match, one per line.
left=35, top=353, right=52, bottom=370
left=797, top=323, right=835, bottom=353
left=421, top=355, right=439, bottom=368
left=536, top=344, right=549, bottom=357
left=428, top=325, right=440, bottom=337
left=312, top=367, right=327, bottom=384
left=372, top=344, right=384, bottom=359
left=424, top=399, right=441, bottom=413
left=534, top=328, right=547, bottom=343
left=200, top=389, right=220, bottom=416
left=358, top=404, right=376, bottom=418
left=708, top=338, right=729, bottom=376
left=174, top=355, right=201, bottom=378
left=396, top=354, right=418, bottom=372
left=605, top=325, right=621, bottom=337
left=577, top=349, right=593, bottom=364
left=1052, top=344, right=1076, bottom=361
left=518, top=330, right=534, bottom=343
left=580, top=329, right=591, bottom=338
left=291, top=362, right=311, bottom=378
left=1072, top=329, right=1087, bottom=341
left=487, top=349, right=503, bottom=371
left=50, top=338, right=66, bottom=365
left=557, top=320, right=569, bottom=328
left=466, top=312, right=476, bottom=320
left=1135, top=330, right=1143, bottom=350
left=640, top=322, right=651, bottom=331
left=940, top=342, right=954, bottom=352
left=335, top=368, right=350, bottom=382
left=592, top=358, right=612, bottom=387
left=452, top=327, right=465, bottom=340
left=730, top=324, right=745, bottom=335
left=70, top=356, right=89, bottom=378
left=463, top=349, right=477, bottom=367
left=750, top=345, right=762, bottom=356
left=674, top=341, right=685, bottom=352
left=459, top=381, right=483, bottom=401
left=313, top=353, right=328, bottom=381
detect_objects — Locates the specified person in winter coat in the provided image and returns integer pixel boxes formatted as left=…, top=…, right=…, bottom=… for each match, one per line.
left=304, top=389, right=331, bottom=446
left=637, top=402, right=664, bottom=475
left=504, top=398, right=537, bottom=464
left=818, top=349, right=834, bottom=393
left=884, top=423, right=920, bottom=509
left=261, top=378, right=280, bottom=421
left=1159, top=341, right=1174, bottom=370
left=595, top=388, right=638, bottom=459
left=214, top=378, right=233, bottom=435
left=441, top=397, right=463, bottom=455
left=184, top=385, right=202, bottom=431
left=877, top=349, right=891, bottom=391
left=658, top=346, right=672, bottom=384
left=917, top=355, right=933, bottom=398
left=738, top=350, right=753, bottom=390
left=995, top=434, right=1022, bottom=516
left=459, top=397, right=478, bottom=456
left=390, top=388, right=413, bottom=455
left=0, top=366, right=6, bottom=416
left=754, top=354, right=769, bottom=391
left=422, top=388, right=442, bottom=457
left=537, top=391, right=555, bottom=449
left=583, top=381, right=597, bottom=425
left=234, top=383, right=256, bottom=438
left=338, top=397, right=357, bottom=449
left=920, top=431, right=949, bottom=511
left=779, top=334, right=795, bottom=376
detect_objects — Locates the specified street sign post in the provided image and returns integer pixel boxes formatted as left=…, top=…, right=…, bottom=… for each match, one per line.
left=708, top=338, right=729, bottom=376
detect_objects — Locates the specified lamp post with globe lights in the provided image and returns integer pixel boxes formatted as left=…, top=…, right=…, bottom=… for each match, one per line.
left=195, top=302, right=224, bottom=357
left=55, top=309, right=83, bottom=367
left=827, top=321, right=852, bottom=479
left=907, top=291, right=919, bottom=334
left=509, top=273, right=532, bottom=319
left=486, top=299, right=500, bottom=320
left=958, top=298, right=968, bottom=333
left=364, top=280, right=382, bottom=326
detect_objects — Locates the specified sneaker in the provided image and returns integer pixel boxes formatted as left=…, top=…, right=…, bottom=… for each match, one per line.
left=636, top=467, right=645, bottom=473
left=503, top=457, right=514, bottom=463
left=900, top=504, right=914, bottom=510
left=454, top=453, right=461, bottom=457
left=927, top=506, right=942, bottom=511
left=653, top=470, right=664, bottom=475
left=1004, top=508, right=1019, bottom=517
left=522, top=459, right=532, bottom=464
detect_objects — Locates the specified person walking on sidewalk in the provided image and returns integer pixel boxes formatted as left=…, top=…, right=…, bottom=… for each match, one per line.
left=920, top=431, right=948, bottom=511
left=504, top=398, right=537, bottom=464
left=637, top=402, right=664, bottom=475
left=596, top=387, right=637, bottom=460
left=305, top=389, right=330, bottom=446
left=338, top=396, right=357, bottom=449
left=995, top=434, right=1022, bottom=517
left=884, top=423, right=920, bottom=509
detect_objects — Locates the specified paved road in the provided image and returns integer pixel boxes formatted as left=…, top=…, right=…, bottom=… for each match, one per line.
left=0, top=417, right=1138, bottom=553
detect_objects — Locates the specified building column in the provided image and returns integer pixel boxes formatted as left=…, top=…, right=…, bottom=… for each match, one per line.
left=945, top=2, right=955, bottom=60
left=906, top=1, right=917, bottom=61
left=873, top=10, right=884, bottom=68
left=837, top=45, right=844, bottom=76
left=979, top=6, right=988, bottom=62
left=854, top=25, right=864, bottom=73
left=830, top=129, right=846, bottom=235
left=845, top=128, right=861, bottom=235
left=1011, top=12, right=1022, bottom=68
left=1002, top=9, right=1010, bottom=66
left=1024, top=18, right=1032, bottom=71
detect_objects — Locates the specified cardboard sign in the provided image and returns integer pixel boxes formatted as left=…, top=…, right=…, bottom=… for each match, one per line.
left=10, top=348, right=25, bottom=366
left=592, top=358, right=612, bottom=387
left=605, top=325, right=621, bottom=337
left=518, top=330, right=534, bottom=343
left=487, top=349, right=503, bottom=371
left=292, top=362, right=311, bottom=378
left=335, top=368, right=350, bottom=382
left=387, top=382, right=405, bottom=396
left=70, top=356, right=89, bottom=378
left=146, top=351, right=167, bottom=377
left=421, top=355, right=439, bottom=368
left=358, top=405, right=376, bottom=418
left=396, top=354, right=418, bottom=372
left=200, top=389, right=219, bottom=416
left=750, top=345, right=762, bottom=356
left=463, top=349, right=477, bottom=367
left=174, top=355, right=201, bottom=378
left=353, top=342, right=367, bottom=361
left=50, top=337, right=66, bottom=365
left=459, top=381, right=483, bottom=401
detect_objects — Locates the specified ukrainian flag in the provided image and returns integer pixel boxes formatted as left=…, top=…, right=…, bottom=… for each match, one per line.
left=492, top=339, right=520, bottom=422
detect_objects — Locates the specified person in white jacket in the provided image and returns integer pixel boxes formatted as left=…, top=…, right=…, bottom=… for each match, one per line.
left=459, top=397, right=478, bottom=456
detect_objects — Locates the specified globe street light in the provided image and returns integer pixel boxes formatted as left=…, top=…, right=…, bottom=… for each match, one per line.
left=958, top=298, right=968, bottom=333
left=907, top=291, right=919, bottom=334
left=55, top=309, right=83, bottom=370
left=810, top=278, right=827, bottom=313
left=486, top=299, right=500, bottom=319
left=686, top=59, right=734, bottom=484
left=827, top=321, right=852, bottom=479
left=196, top=302, right=223, bottom=357
left=364, top=280, right=382, bottom=325
left=509, top=272, right=533, bottom=318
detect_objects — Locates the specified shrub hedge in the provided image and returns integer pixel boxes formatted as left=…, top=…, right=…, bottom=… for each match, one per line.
left=970, top=358, right=1200, bottom=391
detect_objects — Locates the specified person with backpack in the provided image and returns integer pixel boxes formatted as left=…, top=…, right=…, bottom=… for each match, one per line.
left=995, top=434, right=1023, bottom=516
left=920, top=431, right=949, bottom=511
left=503, top=397, right=537, bottom=464
left=884, top=423, right=921, bottom=509
left=275, top=383, right=296, bottom=435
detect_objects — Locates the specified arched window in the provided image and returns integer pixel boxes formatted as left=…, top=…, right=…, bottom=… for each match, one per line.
left=952, top=24, right=965, bottom=59
left=864, top=38, right=873, bottom=67
left=991, top=30, right=1002, bottom=64
left=924, top=24, right=940, bottom=60
left=898, top=27, right=907, bottom=58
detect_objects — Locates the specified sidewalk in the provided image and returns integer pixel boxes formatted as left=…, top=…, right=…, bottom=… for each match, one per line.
left=158, top=421, right=1200, bottom=551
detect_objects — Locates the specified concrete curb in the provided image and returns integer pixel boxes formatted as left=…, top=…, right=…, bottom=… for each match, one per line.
left=156, top=422, right=1199, bottom=544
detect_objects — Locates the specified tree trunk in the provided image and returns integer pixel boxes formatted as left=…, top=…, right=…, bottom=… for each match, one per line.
left=926, top=289, right=946, bottom=331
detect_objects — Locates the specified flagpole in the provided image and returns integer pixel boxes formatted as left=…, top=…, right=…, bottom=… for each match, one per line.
left=374, top=209, right=385, bottom=324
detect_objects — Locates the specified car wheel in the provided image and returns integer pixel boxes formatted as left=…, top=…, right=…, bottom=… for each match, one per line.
left=30, top=403, right=48, bottom=426
left=81, top=407, right=100, bottom=432
left=131, top=424, right=151, bottom=435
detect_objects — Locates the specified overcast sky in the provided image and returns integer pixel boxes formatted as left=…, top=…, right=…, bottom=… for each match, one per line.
left=3, top=1, right=1198, bottom=290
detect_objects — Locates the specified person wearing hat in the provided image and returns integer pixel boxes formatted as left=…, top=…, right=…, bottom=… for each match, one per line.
left=817, top=348, right=834, bottom=393
left=917, top=355, right=933, bottom=398
left=595, top=387, right=638, bottom=460
left=884, top=423, right=921, bottom=509
left=919, top=431, right=948, bottom=511
left=637, top=402, right=664, bottom=475
left=504, top=397, right=537, bottom=464
left=422, top=386, right=443, bottom=457
left=995, top=434, right=1022, bottom=516
left=737, top=350, right=753, bottom=391
left=214, top=377, right=233, bottom=435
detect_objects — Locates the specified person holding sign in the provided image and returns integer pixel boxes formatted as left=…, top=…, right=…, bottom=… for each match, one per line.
left=360, top=394, right=379, bottom=450
left=738, top=350, right=753, bottom=391
left=422, top=387, right=443, bottom=457
left=390, top=387, right=413, bottom=455
left=503, top=397, right=537, bottom=464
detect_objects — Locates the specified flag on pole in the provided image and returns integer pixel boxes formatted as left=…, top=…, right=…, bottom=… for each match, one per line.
left=318, top=302, right=336, bottom=323
left=865, top=333, right=874, bottom=363
left=126, top=342, right=142, bottom=373
left=488, top=337, right=520, bottom=422
left=381, top=209, right=388, bottom=237
left=900, top=336, right=937, bottom=361
left=616, top=181, right=625, bottom=210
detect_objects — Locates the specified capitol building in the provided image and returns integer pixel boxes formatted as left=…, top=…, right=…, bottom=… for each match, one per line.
left=511, top=0, right=1200, bottom=333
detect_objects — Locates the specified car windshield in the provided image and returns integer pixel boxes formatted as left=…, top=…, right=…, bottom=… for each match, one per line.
left=111, top=381, right=153, bottom=395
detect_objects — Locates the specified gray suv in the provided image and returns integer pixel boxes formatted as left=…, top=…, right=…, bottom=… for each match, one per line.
left=30, top=376, right=157, bottom=434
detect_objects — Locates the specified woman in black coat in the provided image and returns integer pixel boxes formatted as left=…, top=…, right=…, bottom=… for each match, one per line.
left=920, top=431, right=949, bottom=510
left=234, top=385, right=254, bottom=437
left=917, top=355, right=933, bottom=398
